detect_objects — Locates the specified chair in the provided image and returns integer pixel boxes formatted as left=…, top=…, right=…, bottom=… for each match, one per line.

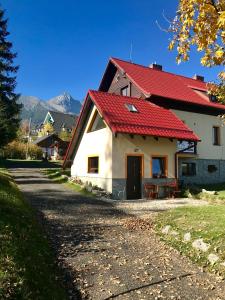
left=144, top=183, right=158, bottom=199
left=166, top=180, right=181, bottom=198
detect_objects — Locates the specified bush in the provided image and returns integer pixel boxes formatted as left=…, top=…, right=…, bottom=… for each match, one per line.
left=3, top=141, right=42, bottom=160
left=27, top=143, right=43, bottom=160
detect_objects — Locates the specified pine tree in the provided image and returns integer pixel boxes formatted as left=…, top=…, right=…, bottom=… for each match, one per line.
left=0, top=8, right=21, bottom=148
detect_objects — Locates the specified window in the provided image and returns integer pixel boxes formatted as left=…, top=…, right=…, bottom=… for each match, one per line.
left=208, top=165, right=217, bottom=173
left=152, top=156, right=167, bottom=178
left=88, top=156, right=99, bottom=173
left=121, top=85, right=129, bottom=96
left=182, top=163, right=196, bottom=176
left=88, top=111, right=106, bottom=132
left=212, top=126, right=220, bottom=145
left=125, top=103, right=138, bottom=113
left=209, top=94, right=217, bottom=102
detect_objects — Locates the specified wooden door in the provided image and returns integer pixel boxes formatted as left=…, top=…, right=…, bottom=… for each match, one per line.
left=126, top=156, right=142, bottom=199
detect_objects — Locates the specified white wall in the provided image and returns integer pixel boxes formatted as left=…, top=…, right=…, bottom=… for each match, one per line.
left=112, top=134, right=177, bottom=178
left=172, top=109, right=225, bottom=160
left=71, top=106, right=113, bottom=192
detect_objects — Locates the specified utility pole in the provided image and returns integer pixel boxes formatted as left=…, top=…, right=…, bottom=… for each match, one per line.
left=26, top=118, right=31, bottom=160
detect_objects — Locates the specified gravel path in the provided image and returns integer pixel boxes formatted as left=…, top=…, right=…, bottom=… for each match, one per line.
left=107, top=198, right=208, bottom=218
left=10, top=168, right=225, bottom=300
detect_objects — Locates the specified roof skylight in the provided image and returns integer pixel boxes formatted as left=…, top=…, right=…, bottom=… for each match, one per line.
left=126, top=103, right=138, bottom=113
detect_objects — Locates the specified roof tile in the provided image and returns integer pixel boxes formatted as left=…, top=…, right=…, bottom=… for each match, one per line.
left=89, top=90, right=199, bottom=141
left=111, top=58, right=225, bottom=110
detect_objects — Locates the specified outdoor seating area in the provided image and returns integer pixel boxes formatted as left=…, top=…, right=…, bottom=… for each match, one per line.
left=144, top=179, right=181, bottom=200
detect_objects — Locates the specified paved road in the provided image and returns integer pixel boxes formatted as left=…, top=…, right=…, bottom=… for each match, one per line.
left=10, top=168, right=225, bottom=300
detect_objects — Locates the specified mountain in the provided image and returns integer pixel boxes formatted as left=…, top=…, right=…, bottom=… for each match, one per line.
left=47, top=92, right=80, bottom=114
left=18, top=93, right=82, bottom=126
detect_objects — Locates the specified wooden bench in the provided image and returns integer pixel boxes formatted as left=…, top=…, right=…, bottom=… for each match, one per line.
left=144, top=183, right=158, bottom=199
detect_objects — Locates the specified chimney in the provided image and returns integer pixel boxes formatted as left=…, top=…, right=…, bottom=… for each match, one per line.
left=149, top=63, right=162, bottom=71
left=193, top=74, right=204, bottom=82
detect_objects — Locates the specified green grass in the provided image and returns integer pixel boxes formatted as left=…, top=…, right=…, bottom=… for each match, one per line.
left=155, top=205, right=225, bottom=276
left=44, top=168, right=94, bottom=197
left=200, top=182, right=225, bottom=198
left=182, top=182, right=225, bottom=202
left=0, top=168, right=68, bottom=299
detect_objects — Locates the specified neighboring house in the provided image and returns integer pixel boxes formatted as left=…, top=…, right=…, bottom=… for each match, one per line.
left=34, top=133, right=69, bottom=160
left=63, top=57, right=225, bottom=200
left=38, top=110, right=77, bottom=134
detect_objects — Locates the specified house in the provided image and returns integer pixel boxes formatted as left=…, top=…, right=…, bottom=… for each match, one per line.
left=39, top=110, right=77, bottom=134
left=34, top=133, right=69, bottom=160
left=63, top=57, right=225, bottom=200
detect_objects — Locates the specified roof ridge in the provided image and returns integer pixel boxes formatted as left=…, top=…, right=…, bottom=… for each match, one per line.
left=49, top=110, right=76, bottom=117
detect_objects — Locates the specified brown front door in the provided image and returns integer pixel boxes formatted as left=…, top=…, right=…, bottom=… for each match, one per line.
left=126, top=156, right=142, bottom=199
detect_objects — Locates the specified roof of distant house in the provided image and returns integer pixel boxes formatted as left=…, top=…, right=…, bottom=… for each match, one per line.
left=100, top=57, right=225, bottom=111
left=33, top=133, right=62, bottom=147
left=46, top=110, right=77, bottom=132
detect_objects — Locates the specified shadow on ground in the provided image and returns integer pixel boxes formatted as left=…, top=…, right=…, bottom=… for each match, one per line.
left=0, top=159, right=61, bottom=169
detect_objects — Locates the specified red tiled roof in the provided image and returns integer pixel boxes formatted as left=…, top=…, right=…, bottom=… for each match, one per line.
left=89, top=90, right=199, bottom=141
left=110, top=58, right=225, bottom=110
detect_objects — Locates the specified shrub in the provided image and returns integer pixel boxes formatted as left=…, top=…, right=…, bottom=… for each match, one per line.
left=3, top=141, right=42, bottom=160
left=28, top=143, right=42, bottom=159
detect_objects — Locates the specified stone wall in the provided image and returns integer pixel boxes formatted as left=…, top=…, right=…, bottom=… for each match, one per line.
left=178, top=158, right=225, bottom=185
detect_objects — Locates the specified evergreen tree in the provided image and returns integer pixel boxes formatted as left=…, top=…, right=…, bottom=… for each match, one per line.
left=0, top=8, right=21, bottom=148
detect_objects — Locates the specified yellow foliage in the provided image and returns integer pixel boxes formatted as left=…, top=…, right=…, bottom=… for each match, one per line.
left=170, top=0, right=225, bottom=101
left=40, top=123, right=54, bottom=136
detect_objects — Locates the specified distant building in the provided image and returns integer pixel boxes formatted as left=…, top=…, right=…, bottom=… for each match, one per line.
left=36, top=110, right=77, bottom=134
left=34, top=133, right=69, bottom=160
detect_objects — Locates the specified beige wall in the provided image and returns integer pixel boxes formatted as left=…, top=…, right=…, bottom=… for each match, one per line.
left=172, top=109, right=225, bottom=159
left=71, top=106, right=113, bottom=192
left=112, top=134, right=177, bottom=178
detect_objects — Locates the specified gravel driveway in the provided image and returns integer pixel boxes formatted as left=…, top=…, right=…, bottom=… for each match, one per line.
left=10, top=168, right=225, bottom=300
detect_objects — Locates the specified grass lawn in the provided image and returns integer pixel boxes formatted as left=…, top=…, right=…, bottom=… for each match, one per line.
left=0, top=167, right=68, bottom=299
left=155, top=205, right=225, bottom=276
left=199, top=182, right=225, bottom=198
left=182, top=182, right=225, bottom=201
left=44, top=168, right=94, bottom=197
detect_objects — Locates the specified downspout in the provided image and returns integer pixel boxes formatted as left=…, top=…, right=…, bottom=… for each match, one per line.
left=175, top=152, right=178, bottom=179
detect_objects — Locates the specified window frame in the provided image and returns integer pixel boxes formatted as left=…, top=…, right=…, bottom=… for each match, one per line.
left=121, top=85, right=129, bottom=96
left=87, top=110, right=106, bottom=133
left=87, top=156, right=99, bottom=174
left=151, top=155, right=168, bottom=178
left=181, top=162, right=196, bottom=177
left=125, top=103, right=138, bottom=113
left=212, top=126, right=220, bottom=146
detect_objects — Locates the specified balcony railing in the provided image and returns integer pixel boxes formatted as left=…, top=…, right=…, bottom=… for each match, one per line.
left=177, top=141, right=197, bottom=154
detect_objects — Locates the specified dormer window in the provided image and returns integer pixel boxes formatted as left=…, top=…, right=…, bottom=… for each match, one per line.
left=121, top=85, right=129, bottom=96
left=126, top=103, right=138, bottom=113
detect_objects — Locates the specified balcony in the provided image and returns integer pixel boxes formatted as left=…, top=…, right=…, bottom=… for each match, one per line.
left=177, top=141, right=197, bottom=155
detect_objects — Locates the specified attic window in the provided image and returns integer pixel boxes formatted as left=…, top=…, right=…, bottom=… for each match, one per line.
left=126, top=103, right=138, bottom=113
left=121, top=85, right=129, bottom=96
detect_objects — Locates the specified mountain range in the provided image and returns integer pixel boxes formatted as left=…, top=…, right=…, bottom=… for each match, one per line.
left=18, top=92, right=82, bottom=126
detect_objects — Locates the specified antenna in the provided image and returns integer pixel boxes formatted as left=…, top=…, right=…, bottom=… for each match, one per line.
left=129, top=42, right=133, bottom=63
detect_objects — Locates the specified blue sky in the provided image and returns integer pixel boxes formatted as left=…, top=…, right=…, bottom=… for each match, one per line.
left=2, top=0, right=222, bottom=101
